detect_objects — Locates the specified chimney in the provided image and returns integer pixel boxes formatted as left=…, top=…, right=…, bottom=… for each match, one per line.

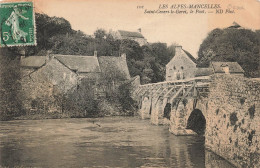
left=121, top=53, right=126, bottom=59
left=138, top=28, right=141, bottom=33
left=175, top=45, right=182, bottom=49
left=46, top=50, right=52, bottom=62
left=175, top=45, right=182, bottom=55
left=94, top=51, right=97, bottom=57
left=19, top=49, right=25, bottom=60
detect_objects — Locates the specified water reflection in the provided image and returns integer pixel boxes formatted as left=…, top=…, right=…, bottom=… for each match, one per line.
left=0, top=117, right=235, bottom=167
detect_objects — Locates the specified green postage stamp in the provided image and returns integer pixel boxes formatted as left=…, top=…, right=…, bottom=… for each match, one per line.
left=0, top=1, right=36, bottom=47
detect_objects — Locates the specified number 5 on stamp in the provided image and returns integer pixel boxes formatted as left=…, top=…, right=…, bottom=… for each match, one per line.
left=0, top=1, right=36, bottom=47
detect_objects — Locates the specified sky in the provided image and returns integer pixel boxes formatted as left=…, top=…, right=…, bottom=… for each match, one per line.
left=2, top=0, right=259, bottom=57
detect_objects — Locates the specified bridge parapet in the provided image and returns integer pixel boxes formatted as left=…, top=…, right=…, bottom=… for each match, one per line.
left=134, top=76, right=211, bottom=126
left=134, top=76, right=210, bottom=101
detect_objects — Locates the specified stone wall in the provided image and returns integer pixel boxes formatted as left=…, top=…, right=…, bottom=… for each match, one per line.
left=206, top=74, right=260, bottom=168
left=21, top=72, right=62, bottom=114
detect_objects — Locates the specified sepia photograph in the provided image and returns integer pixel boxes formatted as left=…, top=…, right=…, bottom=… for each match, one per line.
left=0, top=0, right=259, bottom=167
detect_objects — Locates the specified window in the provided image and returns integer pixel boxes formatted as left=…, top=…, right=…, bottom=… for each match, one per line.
left=177, top=72, right=180, bottom=80
left=181, top=66, right=184, bottom=70
left=173, top=66, right=176, bottom=70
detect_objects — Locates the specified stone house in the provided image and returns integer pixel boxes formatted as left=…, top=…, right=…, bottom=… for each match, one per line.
left=166, top=46, right=197, bottom=81
left=21, top=56, right=78, bottom=113
left=112, top=29, right=147, bottom=46
left=20, top=53, right=131, bottom=114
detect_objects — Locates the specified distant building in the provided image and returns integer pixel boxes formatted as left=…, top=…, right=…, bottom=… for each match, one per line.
left=166, top=46, right=197, bottom=81
left=195, top=62, right=244, bottom=77
left=165, top=45, right=245, bottom=81
left=227, top=22, right=242, bottom=29
left=209, top=62, right=244, bottom=76
left=20, top=53, right=131, bottom=113
left=112, top=29, right=147, bottom=46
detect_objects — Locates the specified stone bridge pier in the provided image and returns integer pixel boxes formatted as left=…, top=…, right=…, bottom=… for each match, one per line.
left=169, top=97, right=208, bottom=135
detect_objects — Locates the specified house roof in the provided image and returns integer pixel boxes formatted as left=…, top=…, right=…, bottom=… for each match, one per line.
left=195, top=68, right=214, bottom=77
left=98, top=56, right=131, bottom=80
left=118, top=30, right=144, bottom=38
left=54, top=55, right=101, bottom=73
left=20, top=56, right=46, bottom=68
left=211, top=62, right=244, bottom=73
left=28, top=58, right=78, bottom=93
left=183, top=49, right=197, bottom=63
left=228, top=22, right=241, bottom=29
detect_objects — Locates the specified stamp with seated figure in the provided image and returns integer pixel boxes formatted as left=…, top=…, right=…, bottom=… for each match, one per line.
left=0, top=1, right=36, bottom=47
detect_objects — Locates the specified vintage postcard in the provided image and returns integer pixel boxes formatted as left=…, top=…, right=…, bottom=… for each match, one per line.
left=0, top=0, right=259, bottom=168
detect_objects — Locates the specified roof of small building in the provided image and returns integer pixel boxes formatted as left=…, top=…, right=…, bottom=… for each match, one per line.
left=211, top=62, right=244, bottom=73
left=98, top=56, right=131, bottom=80
left=21, top=54, right=131, bottom=81
left=118, top=30, right=144, bottom=38
left=228, top=22, right=241, bottom=29
left=195, top=68, right=214, bottom=77
left=20, top=56, right=46, bottom=68
left=55, top=55, right=101, bottom=73
left=183, top=49, right=197, bottom=63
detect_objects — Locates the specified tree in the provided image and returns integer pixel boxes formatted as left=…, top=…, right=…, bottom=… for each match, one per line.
left=94, top=28, right=106, bottom=39
left=150, top=42, right=171, bottom=66
left=0, top=48, right=24, bottom=120
left=197, top=28, right=260, bottom=77
left=120, top=39, right=144, bottom=60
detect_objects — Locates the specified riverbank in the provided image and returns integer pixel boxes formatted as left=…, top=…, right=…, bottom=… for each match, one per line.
left=8, top=98, right=136, bottom=121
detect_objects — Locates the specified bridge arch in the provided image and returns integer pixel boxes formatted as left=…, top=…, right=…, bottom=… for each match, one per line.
left=139, top=96, right=152, bottom=119
left=163, top=103, right=171, bottom=120
left=186, top=109, right=206, bottom=135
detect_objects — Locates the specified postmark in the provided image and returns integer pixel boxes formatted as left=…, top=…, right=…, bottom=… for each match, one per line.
left=0, top=1, right=36, bottom=47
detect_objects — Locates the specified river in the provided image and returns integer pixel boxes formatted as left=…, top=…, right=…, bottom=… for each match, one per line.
left=0, top=117, right=235, bottom=168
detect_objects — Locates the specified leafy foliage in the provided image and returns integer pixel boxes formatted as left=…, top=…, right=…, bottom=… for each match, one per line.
left=197, top=28, right=260, bottom=77
left=0, top=48, right=24, bottom=120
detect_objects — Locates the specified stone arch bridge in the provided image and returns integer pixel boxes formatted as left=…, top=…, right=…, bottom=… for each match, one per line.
left=133, top=76, right=210, bottom=135
left=132, top=75, right=260, bottom=167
